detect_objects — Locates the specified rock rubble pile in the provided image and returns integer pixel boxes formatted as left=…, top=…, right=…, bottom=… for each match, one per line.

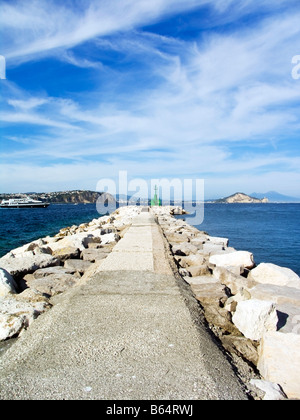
left=0, top=206, right=141, bottom=342
left=152, top=206, right=300, bottom=400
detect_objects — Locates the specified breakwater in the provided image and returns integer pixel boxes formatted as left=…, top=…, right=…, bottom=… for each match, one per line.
left=0, top=206, right=299, bottom=400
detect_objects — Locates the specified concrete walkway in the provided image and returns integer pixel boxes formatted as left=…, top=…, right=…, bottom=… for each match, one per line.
left=0, top=211, right=247, bottom=400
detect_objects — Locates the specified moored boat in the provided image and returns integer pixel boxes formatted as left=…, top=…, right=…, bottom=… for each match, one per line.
left=0, top=196, right=50, bottom=208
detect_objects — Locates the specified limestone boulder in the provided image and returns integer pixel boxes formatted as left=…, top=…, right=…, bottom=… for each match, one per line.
left=0, top=254, right=60, bottom=277
left=249, top=283, right=300, bottom=306
left=33, top=246, right=53, bottom=255
left=175, top=254, right=205, bottom=268
left=31, top=266, right=76, bottom=278
left=257, top=331, right=300, bottom=399
left=206, top=236, right=229, bottom=247
left=80, top=249, right=109, bottom=262
left=171, top=243, right=198, bottom=256
left=250, top=379, right=287, bottom=400
left=16, top=288, right=51, bottom=306
left=52, top=246, right=80, bottom=262
left=81, top=235, right=102, bottom=248
left=224, top=288, right=251, bottom=312
left=209, top=251, right=255, bottom=270
left=232, top=299, right=278, bottom=341
left=5, top=239, right=46, bottom=256
left=189, top=239, right=204, bottom=250
left=248, top=263, right=300, bottom=289
left=212, top=265, right=256, bottom=295
left=0, top=268, right=18, bottom=297
left=48, top=234, right=87, bottom=253
left=0, top=313, right=25, bottom=341
left=276, top=303, right=300, bottom=334
left=187, top=265, right=210, bottom=277
left=0, top=293, right=50, bottom=341
left=202, top=243, right=224, bottom=255
left=166, top=232, right=190, bottom=244
left=190, top=281, right=228, bottom=306
left=26, top=273, right=79, bottom=296
left=183, top=275, right=220, bottom=286
left=64, top=259, right=93, bottom=274
left=100, top=232, right=120, bottom=244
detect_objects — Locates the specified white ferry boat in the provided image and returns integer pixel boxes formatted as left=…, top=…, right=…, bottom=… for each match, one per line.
left=0, top=196, right=50, bottom=208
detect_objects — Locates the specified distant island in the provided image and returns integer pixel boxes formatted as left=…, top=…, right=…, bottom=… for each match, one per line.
left=213, top=192, right=268, bottom=204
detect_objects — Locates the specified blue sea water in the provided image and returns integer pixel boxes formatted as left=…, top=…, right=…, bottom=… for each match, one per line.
left=194, top=203, right=300, bottom=276
left=0, top=203, right=299, bottom=276
left=0, top=203, right=103, bottom=258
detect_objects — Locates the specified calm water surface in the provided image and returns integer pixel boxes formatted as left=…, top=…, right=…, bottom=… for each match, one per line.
left=194, top=203, right=300, bottom=276
left=0, top=203, right=102, bottom=257
left=0, top=202, right=299, bottom=275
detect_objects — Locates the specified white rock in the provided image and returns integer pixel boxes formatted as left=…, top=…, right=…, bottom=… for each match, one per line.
left=0, top=313, right=25, bottom=341
left=183, top=275, right=220, bottom=286
left=0, top=268, right=17, bottom=297
left=48, top=234, right=87, bottom=253
left=248, top=263, right=300, bottom=289
left=100, top=233, right=118, bottom=244
left=0, top=294, right=50, bottom=341
left=0, top=296, right=49, bottom=319
left=172, top=243, right=198, bottom=256
left=250, top=379, right=287, bottom=400
left=207, top=236, right=229, bottom=247
left=209, top=251, right=255, bottom=269
left=258, top=331, right=300, bottom=399
left=249, top=283, right=300, bottom=306
left=212, top=265, right=256, bottom=295
left=224, top=288, right=251, bottom=311
left=202, top=243, right=224, bottom=254
left=113, top=220, right=126, bottom=229
left=232, top=299, right=278, bottom=341
left=0, top=254, right=59, bottom=277
left=178, top=254, right=205, bottom=267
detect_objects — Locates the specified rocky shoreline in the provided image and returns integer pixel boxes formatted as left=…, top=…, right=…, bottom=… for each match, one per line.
left=0, top=206, right=141, bottom=341
left=152, top=207, right=300, bottom=400
left=0, top=205, right=299, bottom=400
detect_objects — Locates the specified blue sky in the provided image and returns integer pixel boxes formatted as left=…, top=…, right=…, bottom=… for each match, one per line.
left=0, top=0, right=300, bottom=198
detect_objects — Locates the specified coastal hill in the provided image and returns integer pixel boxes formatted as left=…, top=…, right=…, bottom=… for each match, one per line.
left=214, top=192, right=268, bottom=204
left=0, top=190, right=116, bottom=204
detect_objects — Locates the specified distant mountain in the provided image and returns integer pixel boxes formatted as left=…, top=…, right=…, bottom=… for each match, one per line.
left=214, top=192, right=268, bottom=204
left=251, top=191, right=300, bottom=203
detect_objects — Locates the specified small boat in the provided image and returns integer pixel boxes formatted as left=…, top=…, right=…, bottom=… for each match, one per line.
left=0, top=196, right=50, bottom=208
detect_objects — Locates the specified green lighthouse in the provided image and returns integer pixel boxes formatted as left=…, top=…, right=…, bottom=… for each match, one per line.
left=151, top=185, right=162, bottom=206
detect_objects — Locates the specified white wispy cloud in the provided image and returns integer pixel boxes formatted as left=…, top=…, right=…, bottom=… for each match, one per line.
left=0, top=0, right=300, bottom=196
left=3, top=0, right=296, bottom=64
left=1, top=0, right=202, bottom=62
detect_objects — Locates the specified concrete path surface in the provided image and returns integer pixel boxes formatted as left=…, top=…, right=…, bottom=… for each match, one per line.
left=0, top=211, right=247, bottom=400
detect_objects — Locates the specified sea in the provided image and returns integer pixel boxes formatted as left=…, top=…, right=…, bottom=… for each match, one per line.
left=0, top=203, right=299, bottom=276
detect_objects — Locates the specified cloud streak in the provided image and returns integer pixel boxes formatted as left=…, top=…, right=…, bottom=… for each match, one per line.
left=0, top=0, right=300, bottom=197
